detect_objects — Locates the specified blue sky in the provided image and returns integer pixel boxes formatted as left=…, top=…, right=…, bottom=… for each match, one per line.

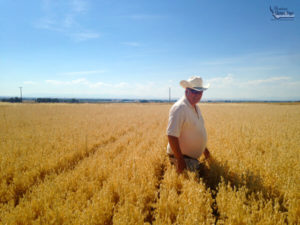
left=1, top=0, right=300, bottom=100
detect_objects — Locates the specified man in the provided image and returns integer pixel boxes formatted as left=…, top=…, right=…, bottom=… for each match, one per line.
left=167, top=76, right=210, bottom=174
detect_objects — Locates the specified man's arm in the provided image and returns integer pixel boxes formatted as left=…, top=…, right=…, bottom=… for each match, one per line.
left=203, top=147, right=210, bottom=159
left=168, top=135, right=186, bottom=173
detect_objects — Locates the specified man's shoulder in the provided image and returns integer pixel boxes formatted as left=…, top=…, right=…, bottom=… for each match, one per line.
left=170, top=97, right=188, bottom=113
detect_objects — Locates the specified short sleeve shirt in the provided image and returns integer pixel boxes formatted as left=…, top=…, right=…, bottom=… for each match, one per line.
left=166, top=96, right=207, bottom=159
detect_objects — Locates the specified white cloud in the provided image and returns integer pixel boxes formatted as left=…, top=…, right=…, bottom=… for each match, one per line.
left=43, top=78, right=173, bottom=98
left=71, top=78, right=89, bottom=84
left=36, top=0, right=99, bottom=42
left=71, top=32, right=100, bottom=42
left=246, top=76, right=291, bottom=85
left=114, top=82, right=129, bottom=88
left=122, top=42, right=141, bottom=47
left=42, top=75, right=300, bottom=100
left=89, top=82, right=109, bottom=88
left=46, top=80, right=65, bottom=85
left=202, top=73, right=300, bottom=100
left=207, top=74, right=292, bottom=88
left=286, top=81, right=300, bottom=86
left=35, top=18, right=63, bottom=32
left=63, top=15, right=76, bottom=28
left=207, top=74, right=234, bottom=87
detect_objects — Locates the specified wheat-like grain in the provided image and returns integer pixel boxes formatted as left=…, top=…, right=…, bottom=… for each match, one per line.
left=0, top=103, right=299, bottom=224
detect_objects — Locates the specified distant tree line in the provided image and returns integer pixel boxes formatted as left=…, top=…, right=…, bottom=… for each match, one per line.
left=36, top=98, right=60, bottom=103
left=1, top=97, right=79, bottom=103
left=36, top=98, right=79, bottom=103
left=1, top=97, right=22, bottom=103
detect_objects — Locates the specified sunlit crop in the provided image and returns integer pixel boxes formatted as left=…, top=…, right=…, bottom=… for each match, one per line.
left=0, top=102, right=299, bottom=224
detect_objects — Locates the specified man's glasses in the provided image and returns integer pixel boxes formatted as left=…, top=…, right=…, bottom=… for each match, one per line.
left=188, top=88, right=203, bottom=94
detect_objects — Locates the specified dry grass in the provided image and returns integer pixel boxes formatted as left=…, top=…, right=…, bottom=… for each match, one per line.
left=0, top=103, right=299, bottom=224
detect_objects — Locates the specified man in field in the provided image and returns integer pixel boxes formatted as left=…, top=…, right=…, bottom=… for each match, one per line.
left=167, top=76, right=210, bottom=174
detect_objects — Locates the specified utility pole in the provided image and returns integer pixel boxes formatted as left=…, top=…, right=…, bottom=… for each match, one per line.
left=169, top=87, right=171, bottom=103
left=19, top=87, right=23, bottom=102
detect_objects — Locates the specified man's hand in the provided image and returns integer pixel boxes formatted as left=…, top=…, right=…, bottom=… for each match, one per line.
left=203, top=148, right=210, bottom=159
left=177, top=157, right=186, bottom=173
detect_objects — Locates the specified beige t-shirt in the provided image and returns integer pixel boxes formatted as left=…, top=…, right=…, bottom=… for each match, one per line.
left=166, top=96, right=207, bottom=159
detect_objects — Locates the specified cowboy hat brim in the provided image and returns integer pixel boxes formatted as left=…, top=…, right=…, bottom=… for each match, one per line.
left=180, top=80, right=209, bottom=91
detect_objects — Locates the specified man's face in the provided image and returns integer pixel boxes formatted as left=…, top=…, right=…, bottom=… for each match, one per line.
left=186, top=88, right=203, bottom=105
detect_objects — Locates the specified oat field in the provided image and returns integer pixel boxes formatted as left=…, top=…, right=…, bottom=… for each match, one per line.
left=0, top=103, right=299, bottom=225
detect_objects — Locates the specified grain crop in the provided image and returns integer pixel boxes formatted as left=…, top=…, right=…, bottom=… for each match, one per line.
left=0, top=103, right=299, bottom=224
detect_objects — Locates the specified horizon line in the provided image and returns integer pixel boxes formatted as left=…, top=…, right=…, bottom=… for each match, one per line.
left=1, top=96, right=300, bottom=102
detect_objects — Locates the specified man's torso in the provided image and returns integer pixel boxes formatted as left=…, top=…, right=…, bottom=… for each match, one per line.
left=166, top=96, right=207, bottom=159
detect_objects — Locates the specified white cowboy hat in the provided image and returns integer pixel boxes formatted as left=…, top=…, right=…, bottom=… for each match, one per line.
left=180, top=76, right=209, bottom=91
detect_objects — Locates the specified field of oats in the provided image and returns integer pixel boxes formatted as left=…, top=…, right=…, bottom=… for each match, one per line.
left=0, top=102, right=299, bottom=225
